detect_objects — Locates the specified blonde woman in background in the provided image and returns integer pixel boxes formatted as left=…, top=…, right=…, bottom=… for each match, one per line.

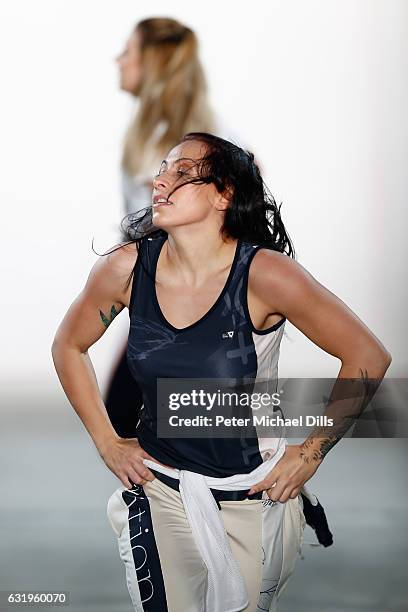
left=118, top=18, right=218, bottom=217
left=105, top=17, right=234, bottom=435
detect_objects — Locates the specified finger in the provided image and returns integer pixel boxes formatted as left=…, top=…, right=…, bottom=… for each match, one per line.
left=247, top=480, right=266, bottom=495
left=248, top=477, right=278, bottom=496
left=280, top=487, right=297, bottom=503
left=120, top=473, right=134, bottom=489
left=128, top=466, right=148, bottom=487
left=266, top=488, right=278, bottom=501
left=130, top=458, right=155, bottom=481
left=275, top=486, right=297, bottom=503
left=142, top=468, right=156, bottom=481
left=265, top=482, right=287, bottom=502
left=289, top=487, right=301, bottom=499
left=138, top=462, right=157, bottom=481
left=285, top=486, right=302, bottom=501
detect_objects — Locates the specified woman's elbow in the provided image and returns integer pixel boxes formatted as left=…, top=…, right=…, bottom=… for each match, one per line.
left=51, top=330, right=70, bottom=360
left=382, top=350, right=392, bottom=371
left=360, top=346, right=392, bottom=377
left=51, top=336, right=63, bottom=364
left=373, top=340, right=392, bottom=372
left=342, top=341, right=392, bottom=377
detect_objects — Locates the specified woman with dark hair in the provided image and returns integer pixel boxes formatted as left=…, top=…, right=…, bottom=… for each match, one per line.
left=106, top=17, right=239, bottom=439
left=52, top=133, right=391, bottom=612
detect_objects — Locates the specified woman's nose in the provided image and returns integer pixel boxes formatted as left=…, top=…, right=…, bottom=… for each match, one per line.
left=153, top=174, right=168, bottom=190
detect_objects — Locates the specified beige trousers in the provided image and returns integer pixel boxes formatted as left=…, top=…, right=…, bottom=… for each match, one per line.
left=107, top=476, right=306, bottom=612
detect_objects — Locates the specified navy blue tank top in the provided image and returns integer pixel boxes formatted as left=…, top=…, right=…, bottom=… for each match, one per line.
left=126, top=232, right=286, bottom=477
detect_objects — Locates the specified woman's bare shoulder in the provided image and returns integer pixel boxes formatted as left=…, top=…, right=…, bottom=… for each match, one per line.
left=85, top=241, right=139, bottom=308
left=98, top=241, right=139, bottom=276
left=248, top=247, right=317, bottom=303
left=249, top=248, right=305, bottom=282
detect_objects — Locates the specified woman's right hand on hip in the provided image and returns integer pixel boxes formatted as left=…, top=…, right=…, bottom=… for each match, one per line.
left=100, top=437, right=167, bottom=489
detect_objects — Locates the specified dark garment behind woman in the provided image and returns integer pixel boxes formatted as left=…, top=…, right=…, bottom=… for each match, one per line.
left=104, top=345, right=144, bottom=439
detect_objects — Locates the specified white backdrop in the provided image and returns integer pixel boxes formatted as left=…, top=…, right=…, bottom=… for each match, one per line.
left=0, top=0, right=406, bottom=393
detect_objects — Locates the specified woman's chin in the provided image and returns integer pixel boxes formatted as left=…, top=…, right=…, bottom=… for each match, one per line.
left=119, top=80, right=140, bottom=96
left=152, top=207, right=176, bottom=224
left=151, top=216, right=171, bottom=229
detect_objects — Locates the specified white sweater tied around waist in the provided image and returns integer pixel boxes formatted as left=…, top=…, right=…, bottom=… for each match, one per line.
left=143, top=438, right=287, bottom=612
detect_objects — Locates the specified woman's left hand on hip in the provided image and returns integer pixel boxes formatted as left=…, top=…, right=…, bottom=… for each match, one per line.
left=247, top=444, right=322, bottom=502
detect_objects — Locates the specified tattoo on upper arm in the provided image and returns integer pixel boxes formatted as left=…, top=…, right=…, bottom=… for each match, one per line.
left=99, top=305, right=121, bottom=328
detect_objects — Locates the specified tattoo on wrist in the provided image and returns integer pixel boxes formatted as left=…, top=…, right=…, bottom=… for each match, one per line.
left=300, top=435, right=340, bottom=464
left=99, top=305, right=120, bottom=328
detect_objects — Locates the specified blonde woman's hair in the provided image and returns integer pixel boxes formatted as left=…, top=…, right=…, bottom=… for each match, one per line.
left=122, top=17, right=216, bottom=177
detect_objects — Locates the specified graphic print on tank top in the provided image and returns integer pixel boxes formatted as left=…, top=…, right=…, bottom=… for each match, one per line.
left=127, top=232, right=287, bottom=477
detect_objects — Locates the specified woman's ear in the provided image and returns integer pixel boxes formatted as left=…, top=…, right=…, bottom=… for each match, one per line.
left=215, top=186, right=234, bottom=212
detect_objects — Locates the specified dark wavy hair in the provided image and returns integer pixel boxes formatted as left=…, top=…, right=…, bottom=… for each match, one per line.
left=100, top=132, right=295, bottom=291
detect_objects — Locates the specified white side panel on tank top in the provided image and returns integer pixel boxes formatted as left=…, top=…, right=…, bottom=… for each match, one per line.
left=251, top=324, right=287, bottom=461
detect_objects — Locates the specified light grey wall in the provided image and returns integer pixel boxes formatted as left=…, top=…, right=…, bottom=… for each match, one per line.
left=0, top=0, right=406, bottom=386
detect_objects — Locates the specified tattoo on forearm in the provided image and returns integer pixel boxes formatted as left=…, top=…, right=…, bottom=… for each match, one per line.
left=300, top=368, right=383, bottom=464
left=99, top=305, right=120, bottom=328
left=300, top=434, right=342, bottom=464
left=299, top=438, right=328, bottom=463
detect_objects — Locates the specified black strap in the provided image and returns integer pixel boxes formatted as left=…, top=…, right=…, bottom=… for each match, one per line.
left=151, top=469, right=263, bottom=509
left=300, top=492, right=334, bottom=547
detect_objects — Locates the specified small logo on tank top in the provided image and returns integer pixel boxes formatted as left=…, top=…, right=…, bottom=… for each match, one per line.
left=222, top=330, right=235, bottom=338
